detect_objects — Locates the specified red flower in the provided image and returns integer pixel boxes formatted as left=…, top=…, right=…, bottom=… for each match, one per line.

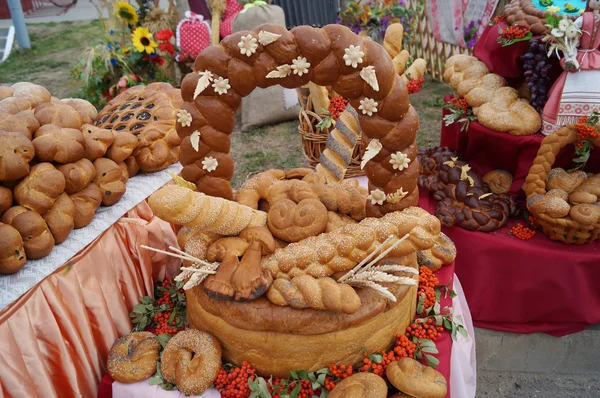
left=158, top=41, right=175, bottom=55
left=156, top=29, right=174, bottom=41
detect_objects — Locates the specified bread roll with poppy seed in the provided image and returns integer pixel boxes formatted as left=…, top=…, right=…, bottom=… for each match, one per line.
left=93, top=158, right=126, bottom=206
left=9, top=210, right=55, bottom=259
left=0, top=222, right=27, bottom=274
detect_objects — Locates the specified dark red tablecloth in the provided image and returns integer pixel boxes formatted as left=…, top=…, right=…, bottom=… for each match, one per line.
left=473, top=22, right=531, bottom=79
left=419, top=190, right=600, bottom=337
left=441, top=95, right=600, bottom=199
left=97, top=264, right=457, bottom=397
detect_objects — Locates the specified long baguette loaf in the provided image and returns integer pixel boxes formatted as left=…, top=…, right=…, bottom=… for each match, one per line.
left=267, top=275, right=362, bottom=314
left=149, top=185, right=267, bottom=235
left=261, top=206, right=441, bottom=279
left=315, top=105, right=361, bottom=183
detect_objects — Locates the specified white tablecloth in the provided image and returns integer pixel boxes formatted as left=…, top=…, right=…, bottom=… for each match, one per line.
left=0, top=163, right=182, bottom=310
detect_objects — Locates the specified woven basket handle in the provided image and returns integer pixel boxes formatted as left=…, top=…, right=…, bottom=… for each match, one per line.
left=523, top=125, right=600, bottom=198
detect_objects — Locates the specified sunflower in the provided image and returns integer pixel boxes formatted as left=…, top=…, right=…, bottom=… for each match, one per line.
left=115, top=1, right=138, bottom=25
left=132, top=27, right=158, bottom=54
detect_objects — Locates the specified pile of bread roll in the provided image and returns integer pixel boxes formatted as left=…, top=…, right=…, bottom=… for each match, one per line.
left=443, top=54, right=542, bottom=136
left=0, top=82, right=181, bottom=275
left=527, top=168, right=600, bottom=225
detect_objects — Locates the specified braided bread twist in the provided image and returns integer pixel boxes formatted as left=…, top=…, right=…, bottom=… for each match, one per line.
left=177, top=23, right=418, bottom=216
left=433, top=180, right=518, bottom=232
left=266, top=275, right=362, bottom=314
left=261, top=206, right=441, bottom=279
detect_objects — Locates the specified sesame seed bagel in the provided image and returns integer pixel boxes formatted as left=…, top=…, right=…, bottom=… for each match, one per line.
left=160, top=330, right=222, bottom=395
left=107, top=332, right=160, bottom=383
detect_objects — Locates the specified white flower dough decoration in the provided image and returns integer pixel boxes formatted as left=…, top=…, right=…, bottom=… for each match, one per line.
left=238, top=34, right=258, bottom=56
left=368, top=189, right=386, bottom=206
left=258, top=30, right=281, bottom=46
left=291, top=56, right=311, bottom=76
left=177, top=109, right=192, bottom=127
left=361, top=138, right=382, bottom=169
left=360, top=66, right=379, bottom=91
left=266, top=64, right=293, bottom=79
left=194, top=70, right=213, bottom=99
left=212, top=76, right=231, bottom=95
left=190, top=130, right=201, bottom=152
left=202, top=156, right=218, bottom=172
left=359, top=98, right=378, bottom=116
left=389, top=151, right=411, bottom=171
left=558, top=19, right=570, bottom=32
left=343, top=45, right=364, bottom=68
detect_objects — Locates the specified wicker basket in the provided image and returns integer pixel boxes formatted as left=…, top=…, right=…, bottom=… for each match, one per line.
left=297, top=93, right=366, bottom=179
left=523, top=125, right=600, bottom=244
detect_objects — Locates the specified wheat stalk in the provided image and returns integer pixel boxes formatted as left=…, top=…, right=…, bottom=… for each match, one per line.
left=348, top=280, right=397, bottom=302
left=375, top=264, right=418, bottom=275
left=349, top=270, right=418, bottom=286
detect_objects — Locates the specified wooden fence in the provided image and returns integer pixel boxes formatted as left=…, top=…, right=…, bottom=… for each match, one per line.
left=403, top=0, right=507, bottom=80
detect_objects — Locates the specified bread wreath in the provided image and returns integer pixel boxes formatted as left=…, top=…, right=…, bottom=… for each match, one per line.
left=177, top=23, right=419, bottom=217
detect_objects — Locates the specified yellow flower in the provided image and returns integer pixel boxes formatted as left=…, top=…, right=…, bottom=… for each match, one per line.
left=115, top=1, right=138, bottom=25
left=132, top=27, right=158, bottom=54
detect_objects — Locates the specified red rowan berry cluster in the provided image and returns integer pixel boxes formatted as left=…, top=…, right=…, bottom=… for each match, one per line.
left=214, top=362, right=257, bottom=398
left=449, top=97, right=469, bottom=114
left=509, top=223, right=536, bottom=240
left=269, top=379, right=316, bottom=398
left=407, top=76, right=425, bottom=94
left=406, top=318, right=445, bottom=341
left=418, top=266, right=439, bottom=315
left=500, top=24, right=530, bottom=41
left=328, top=96, right=349, bottom=121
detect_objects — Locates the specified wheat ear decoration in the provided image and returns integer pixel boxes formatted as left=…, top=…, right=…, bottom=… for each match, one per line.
left=338, top=236, right=394, bottom=282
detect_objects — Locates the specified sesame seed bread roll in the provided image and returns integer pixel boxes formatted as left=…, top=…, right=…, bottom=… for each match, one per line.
left=149, top=185, right=267, bottom=236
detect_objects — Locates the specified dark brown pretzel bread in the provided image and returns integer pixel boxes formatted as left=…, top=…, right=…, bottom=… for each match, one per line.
left=178, top=23, right=418, bottom=215
left=433, top=180, right=518, bottom=232
left=417, top=146, right=458, bottom=176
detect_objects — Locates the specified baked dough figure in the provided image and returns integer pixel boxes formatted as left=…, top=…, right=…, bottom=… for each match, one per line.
left=177, top=23, right=419, bottom=217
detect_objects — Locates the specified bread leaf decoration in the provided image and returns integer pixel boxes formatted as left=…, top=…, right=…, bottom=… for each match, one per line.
left=190, top=130, right=201, bottom=152
left=194, top=70, right=213, bottom=99
left=266, top=64, right=292, bottom=79
left=478, top=193, right=493, bottom=199
left=168, top=171, right=197, bottom=191
left=460, top=164, right=475, bottom=186
left=258, top=30, right=281, bottom=46
left=386, top=187, right=408, bottom=203
left=361, top=138, right=382, bottom=169
left=360, top=66, right=380, bottom=91
left=443, top=157, right=458, bottom=167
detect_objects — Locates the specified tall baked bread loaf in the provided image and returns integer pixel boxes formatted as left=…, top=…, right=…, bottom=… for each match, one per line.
left=178, top=23, right=418, bottom=216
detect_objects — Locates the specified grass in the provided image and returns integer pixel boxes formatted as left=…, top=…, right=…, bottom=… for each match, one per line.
left=0, top=19, right=451, bottom=184
left=1, top=20, right=102, bottom=97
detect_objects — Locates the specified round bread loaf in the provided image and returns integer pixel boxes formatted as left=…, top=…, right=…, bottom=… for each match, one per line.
left=0, top=110, right=40, bottom=140
left=386, top=358, right=447, bottom=398
left=58, top=158, right=96, bottom=194
left=14, top=162, right=66, bottom=214
left=95, top=83, right=182, bottom=172
left=187, top=254, right=417, bottom=378
left=33, top=124, right=86, bottom=164
left=107, top=332, right=160, bottom=383
left=329, top=372, right=387, bottom=398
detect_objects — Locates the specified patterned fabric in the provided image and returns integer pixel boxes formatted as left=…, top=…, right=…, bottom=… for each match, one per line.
left=176, top=11, right=212, bottom=62
left=220, top=0, right=244, bottom=38
left=427, top=0, right=499, bottom=47
left=0, top=163, right=182, bottom=310
left=543, top=11, right=600, bottom=135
